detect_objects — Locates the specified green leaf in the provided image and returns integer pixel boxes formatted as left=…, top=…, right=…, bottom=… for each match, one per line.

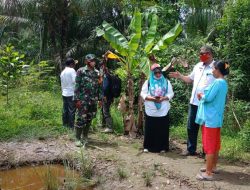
left=140, top=57, right=150, bottom=77
left=102, top=21, right=128, bottom=56
left=128, top=11, right=142, bottom=57
left=152, top=22, right=182, bottom=52
left=144, top=14, right=158, bottom=53
left=96, top=27, right=104, bottom=37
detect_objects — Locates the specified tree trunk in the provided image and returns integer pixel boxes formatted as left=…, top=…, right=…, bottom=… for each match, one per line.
left=124, top=72, right=137, bottom=137
left=6, top=79, right=9, bottom=105
left=59, top=0, right=68, bottom=72
left=137, top=72, right=146, bottom=135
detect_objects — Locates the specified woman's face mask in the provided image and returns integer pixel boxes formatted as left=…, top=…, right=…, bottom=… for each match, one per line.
left=154, top=71, right=162, bottom=79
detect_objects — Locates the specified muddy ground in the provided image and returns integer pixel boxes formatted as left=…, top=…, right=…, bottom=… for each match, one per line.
left=0, top=134, right=249, bottom=190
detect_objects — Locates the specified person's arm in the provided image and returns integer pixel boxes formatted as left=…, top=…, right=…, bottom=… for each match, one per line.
left=201, top=81, right=220, bottom=103
left=140, top=80, right=157, bottom=102
left=169, top=71, right=193, bottom=84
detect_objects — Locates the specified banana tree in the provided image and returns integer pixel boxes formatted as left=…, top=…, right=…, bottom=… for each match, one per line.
left=97, top=10, right=141, bottom=135
left=137, top=13, right=182, bottom=132
left=96, top=10, right=182, bottom=135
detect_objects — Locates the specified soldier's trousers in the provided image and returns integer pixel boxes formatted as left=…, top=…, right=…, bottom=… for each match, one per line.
left=76, top=103, right=97, bottom=140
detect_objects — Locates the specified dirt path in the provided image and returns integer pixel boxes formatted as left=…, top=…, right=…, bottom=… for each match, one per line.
left=0, top=134, right=249, bottom=190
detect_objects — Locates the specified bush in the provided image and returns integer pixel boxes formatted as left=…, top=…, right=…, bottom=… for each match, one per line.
left=223, top=99, right=250, bottom=135
left=0, top=87, right=66, bottom=141
left=239, top=119, right=250, bottom=152
left=216, top=0, right=250, bottom=101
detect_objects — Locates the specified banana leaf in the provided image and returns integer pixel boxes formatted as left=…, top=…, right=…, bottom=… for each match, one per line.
left=128, top=11, right=142, bottom=57
left=101, top=21, right=129, bottom=56
left=139, top=57, right=150, bottom=77
left=144, top=14, right=158, bottom=53
left=152, top=22, right=182, bottom=52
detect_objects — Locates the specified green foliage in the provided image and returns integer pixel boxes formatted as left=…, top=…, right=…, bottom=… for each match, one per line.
left=223, top=99, right=250, bottom=134
left=23, top=60, right=58, bottom=92
left=151, top=23, right=182, bottom=52
left=142, top=169, right=155, bottom=187
left=97, top=10, right=182, bottom=77
left=239, top=120, right=250, bottom=152
left=78, top=149, right=94, bottom=179
left=216, top=0, right=250, bottom=100
left=111, top=105, right=124, bottom=134
left=0, top=44, right=25, bottom=104
left=183, top=0, right=222, bottom=37
left=117, top=167, right=128, bottom=180
left=220, top=135, right=250, bottom=161
left=0, top=88, right=66, bottom=141
left=43, top=165, right=60, bottom=190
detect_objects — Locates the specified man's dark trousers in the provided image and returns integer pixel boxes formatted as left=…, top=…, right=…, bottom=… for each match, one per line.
left=187, top=104, right=200, bottom=154
left=102, top=98, right=113, bottom=129
left=62, top=96, right=76, bottom=129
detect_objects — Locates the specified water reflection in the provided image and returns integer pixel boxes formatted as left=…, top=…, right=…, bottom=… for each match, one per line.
left=0, top=164, right=88, bottom=190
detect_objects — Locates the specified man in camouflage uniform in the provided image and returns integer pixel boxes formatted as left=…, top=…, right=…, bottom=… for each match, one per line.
left=74, top=54, right=102, bottom=147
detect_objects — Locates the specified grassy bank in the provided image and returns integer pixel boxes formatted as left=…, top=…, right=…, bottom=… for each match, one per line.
left=0, top=87, right=67, bottom=141
left=0, top=84, right=124, bottom=142
left=170, top=123, right=250, bottom=163
left=0, top=84, right=249, bottom=162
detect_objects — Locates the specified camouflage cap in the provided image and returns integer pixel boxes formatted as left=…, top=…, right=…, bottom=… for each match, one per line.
left=85, top=54, right=96, bottom=60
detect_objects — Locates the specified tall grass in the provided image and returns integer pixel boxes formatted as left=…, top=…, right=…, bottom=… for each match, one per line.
left=91, top=104, right=124, bottom=134
left=0, top=86, right=67, bottom=141
left=170, top=113, right=250, bottom=162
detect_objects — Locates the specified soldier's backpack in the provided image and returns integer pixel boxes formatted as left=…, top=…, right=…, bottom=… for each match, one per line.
left=110, top=74, right=122, bottom=98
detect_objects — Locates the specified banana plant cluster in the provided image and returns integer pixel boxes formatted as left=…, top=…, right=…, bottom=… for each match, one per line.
left=96, top=10, right=182, bottom=134
left=96, top=10, right=182, bottom=77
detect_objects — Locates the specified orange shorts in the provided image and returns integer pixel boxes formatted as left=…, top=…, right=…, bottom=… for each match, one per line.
left=202, top=125, right=221, bottom=154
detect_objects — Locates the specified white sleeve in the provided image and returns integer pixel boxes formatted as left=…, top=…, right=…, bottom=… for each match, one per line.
left=140, top=80, right=149, bottom=100
left=165, top=80, right=174, bottom=100
left=72, top=70, right=76, bottom=84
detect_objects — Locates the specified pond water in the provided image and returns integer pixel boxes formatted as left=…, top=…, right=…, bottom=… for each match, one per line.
left=0, top=164, right=90, bottom=190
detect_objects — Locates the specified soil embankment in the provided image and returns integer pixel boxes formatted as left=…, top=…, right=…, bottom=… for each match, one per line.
left=0, top=134, right=249, bottom=190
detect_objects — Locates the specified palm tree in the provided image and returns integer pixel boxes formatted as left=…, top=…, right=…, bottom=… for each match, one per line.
left=183, top=0, right=224, bottom=38
left=0, top=0, right=125, bottom=72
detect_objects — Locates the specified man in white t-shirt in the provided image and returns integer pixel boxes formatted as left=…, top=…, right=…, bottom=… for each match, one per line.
left=60, top=58, right=77, bottom=129
left=169, top=45, right=215, bottom=156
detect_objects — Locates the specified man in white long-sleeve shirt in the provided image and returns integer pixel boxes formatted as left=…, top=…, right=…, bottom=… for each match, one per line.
left=169, top=45, right=215, bottom=156
left=60, top=58, right=77, bottom=129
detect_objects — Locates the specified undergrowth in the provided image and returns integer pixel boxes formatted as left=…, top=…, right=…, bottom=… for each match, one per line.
left=0, top=86, right=67, bottom=141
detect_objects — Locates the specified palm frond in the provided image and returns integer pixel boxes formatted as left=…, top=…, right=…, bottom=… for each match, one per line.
left=0, top=15, right=30, bottom=25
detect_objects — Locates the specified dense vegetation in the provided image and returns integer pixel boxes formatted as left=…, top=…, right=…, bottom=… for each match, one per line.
left=0, top=0, right=249, bottom=162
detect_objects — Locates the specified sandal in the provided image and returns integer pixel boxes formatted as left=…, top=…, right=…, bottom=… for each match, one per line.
left=200, top=167, right=219, bottom=174
left=196, top=172, right=214, bottom=181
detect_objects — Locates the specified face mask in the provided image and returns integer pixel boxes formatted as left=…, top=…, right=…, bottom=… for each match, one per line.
left=200, top=53, right=210, bottom=62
